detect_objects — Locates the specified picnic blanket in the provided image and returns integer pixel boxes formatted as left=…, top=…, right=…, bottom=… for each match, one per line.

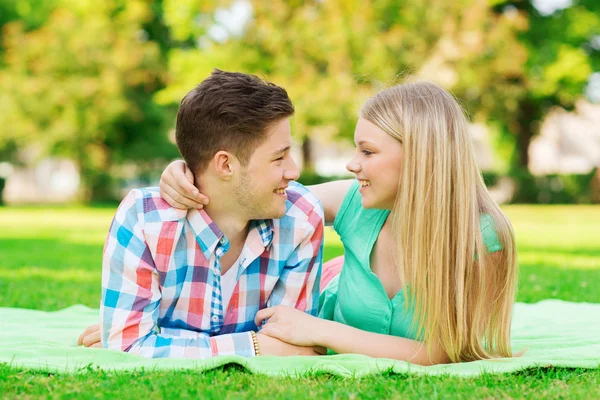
left=1, top=300, right=599, bottom=377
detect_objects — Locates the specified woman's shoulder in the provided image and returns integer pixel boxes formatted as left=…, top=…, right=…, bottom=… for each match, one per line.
left=333, top=180, right=388, bottom=237
left=332, top=180, right=360, bottom=236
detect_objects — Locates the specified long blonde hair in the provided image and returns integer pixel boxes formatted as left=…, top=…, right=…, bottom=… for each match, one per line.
left=361, top=81, right=517, bottom=362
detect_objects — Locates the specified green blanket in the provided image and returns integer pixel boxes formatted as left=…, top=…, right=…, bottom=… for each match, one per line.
left=1, top=300, right=599, bottom=377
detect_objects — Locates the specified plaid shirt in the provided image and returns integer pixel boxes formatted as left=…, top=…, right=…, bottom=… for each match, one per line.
left=100, top=181, right=323, bottom=359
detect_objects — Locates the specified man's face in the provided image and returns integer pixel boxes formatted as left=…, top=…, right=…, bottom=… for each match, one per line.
left=234, top=118, right=300, bottom=219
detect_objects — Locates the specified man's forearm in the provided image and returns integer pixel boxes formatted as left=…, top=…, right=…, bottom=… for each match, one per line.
left=110, top=327, right=255, bottom=359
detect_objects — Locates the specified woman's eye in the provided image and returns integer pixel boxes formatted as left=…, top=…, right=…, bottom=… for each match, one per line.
left=362, top=150, right=373, bottom=156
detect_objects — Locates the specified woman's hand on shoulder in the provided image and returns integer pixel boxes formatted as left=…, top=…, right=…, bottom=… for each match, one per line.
left=159, top=160, right=209, bottom=210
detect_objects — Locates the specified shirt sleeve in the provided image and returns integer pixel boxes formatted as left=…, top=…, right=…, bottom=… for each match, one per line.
left=479, top=213, right=503, bottom=253
left=266, top=200, right=325, bottom=316
left=332, top=180, right=360, bottom=238
left=318, top=274, right=339, bottom=321
left=100, top=190, right=255, bottom=359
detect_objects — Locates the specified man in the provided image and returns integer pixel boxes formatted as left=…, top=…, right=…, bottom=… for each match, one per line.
left=77, top=70, right=324, bottom=358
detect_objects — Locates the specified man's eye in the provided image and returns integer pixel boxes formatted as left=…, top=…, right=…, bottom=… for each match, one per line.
left=275, top=157, right=284, bottom=161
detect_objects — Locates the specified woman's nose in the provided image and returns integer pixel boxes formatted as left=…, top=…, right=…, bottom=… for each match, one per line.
left=346, top=156, right=360, bottom=173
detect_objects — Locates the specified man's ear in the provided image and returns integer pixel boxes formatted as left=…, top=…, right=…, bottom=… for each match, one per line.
left=212, top=151, right=238, bottom=179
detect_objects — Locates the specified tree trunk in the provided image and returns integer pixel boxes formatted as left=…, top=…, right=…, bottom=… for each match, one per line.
left=513, top=98, right=543, bottom=170
left=301, top=136, right=314, bottom=172
left=591, top=167, right=600, bottom=204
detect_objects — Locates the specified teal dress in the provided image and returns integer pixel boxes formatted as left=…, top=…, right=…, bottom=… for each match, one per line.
left=318, top=181, right=502, bottom=341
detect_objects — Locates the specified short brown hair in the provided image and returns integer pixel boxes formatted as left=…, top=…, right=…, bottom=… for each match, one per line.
left=175, top=69, right=294, bottom=173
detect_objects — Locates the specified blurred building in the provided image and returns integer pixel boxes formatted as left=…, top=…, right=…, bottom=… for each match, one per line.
left=2, top=157, right=80, bottom=205
left=529, top=100, right=600, bottom=175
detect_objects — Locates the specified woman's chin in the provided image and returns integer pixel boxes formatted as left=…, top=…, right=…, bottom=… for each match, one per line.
left=361, top=196, right=392, bottom=210
left=360, top=197, right=375, bottom=209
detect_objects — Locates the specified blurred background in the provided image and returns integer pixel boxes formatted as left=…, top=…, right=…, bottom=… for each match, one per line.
left=0, top=0, right=599, bottom=205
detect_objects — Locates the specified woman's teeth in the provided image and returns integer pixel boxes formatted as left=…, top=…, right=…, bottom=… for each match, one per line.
left=359, top=180, right=371, bottom=187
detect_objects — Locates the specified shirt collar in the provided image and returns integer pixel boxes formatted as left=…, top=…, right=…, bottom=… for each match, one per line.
left=186, top=209, right=228, bottom=259
left=249, top=219, right=274, bottom=249
left=187, top=210, right=274, bottom=260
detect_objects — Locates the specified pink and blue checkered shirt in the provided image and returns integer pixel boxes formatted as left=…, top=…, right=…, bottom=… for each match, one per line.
left=100, top=181, right=324, bottom=359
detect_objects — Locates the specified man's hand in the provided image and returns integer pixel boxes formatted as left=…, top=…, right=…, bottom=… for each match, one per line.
left=159, top=160, right=209, bottom=209
left=77, top=323, right=101, bottom=348
left=256, top=333, right=323, bottom=356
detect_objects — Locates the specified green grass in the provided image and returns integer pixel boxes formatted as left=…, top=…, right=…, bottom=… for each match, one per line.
left=1, top=205, right=599, bottom=399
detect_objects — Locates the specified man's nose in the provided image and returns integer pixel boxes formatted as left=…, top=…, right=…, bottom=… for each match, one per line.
left=284, top=157, right=300, bottom=181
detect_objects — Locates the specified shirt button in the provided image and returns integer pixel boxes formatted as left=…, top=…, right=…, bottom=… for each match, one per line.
left=211, top=315, right=219, bottom=322
left=219, top=237, right=227, bottom=245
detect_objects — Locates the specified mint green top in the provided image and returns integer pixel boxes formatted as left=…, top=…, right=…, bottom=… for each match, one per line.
left=318, top=181, right=502, bottom=341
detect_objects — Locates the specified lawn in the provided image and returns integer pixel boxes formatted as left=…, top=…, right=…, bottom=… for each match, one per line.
left=1, top=204, right=599, bottom=398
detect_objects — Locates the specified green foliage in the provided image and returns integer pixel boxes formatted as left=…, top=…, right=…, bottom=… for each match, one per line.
left=522, top=1, right=600, bottom=107
left=499, top=0, right=600, bottom=168
left=0, top=0, right=59, bottom=36
left=0, top=0, right=177, bottom=200
left=158, top=0, right=527, bottom=146
left=1, top=0, right=598, bottom=200
left=509, top=168, right=597, bottom=204
left=482, top=171, right=500, bottom=187
left=0, top=0, right=61, bottom=161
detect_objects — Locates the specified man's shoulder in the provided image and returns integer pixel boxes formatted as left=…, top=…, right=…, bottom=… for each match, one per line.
left=120, top=187, right=188, bottom=223
left=282, top=181, right=324, bottom=225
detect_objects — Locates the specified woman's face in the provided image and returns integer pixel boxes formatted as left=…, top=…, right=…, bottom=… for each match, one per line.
left=346, top=117, right=403, bottom=210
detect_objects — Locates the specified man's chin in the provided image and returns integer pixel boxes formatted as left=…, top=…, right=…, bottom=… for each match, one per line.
left=268, top=204, right=287, bottom=220
left=270, top=206, right=287, bottom=219
left=251, top=203, right=286, bottom=220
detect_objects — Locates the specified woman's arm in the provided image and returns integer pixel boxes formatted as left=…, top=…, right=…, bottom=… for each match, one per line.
left=315, top=319, right=450, bottom=366
left=159, top=159, right=354, bottom=223
left=306, top=180, right=353, bottom=225
left=256, top=306, right=450, bottom=366
left=159, top=160, right=208, bottom=209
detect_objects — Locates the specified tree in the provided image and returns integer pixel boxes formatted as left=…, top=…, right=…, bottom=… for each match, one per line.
left=0, top=0, right=61, bottom=164
left=499, top=0, right=600, bottom=169
left=0, top=0, right=59, bottom=38
left=0, top=0, right=178, bottom=200
left=158, top=0, right=527, bottom=172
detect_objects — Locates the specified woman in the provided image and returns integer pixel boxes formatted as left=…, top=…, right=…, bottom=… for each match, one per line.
left=160, top=81, right=518, bottom=365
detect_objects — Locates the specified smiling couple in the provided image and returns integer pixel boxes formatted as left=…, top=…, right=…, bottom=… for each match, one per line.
left=78, top=69, right=518, bottom=365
